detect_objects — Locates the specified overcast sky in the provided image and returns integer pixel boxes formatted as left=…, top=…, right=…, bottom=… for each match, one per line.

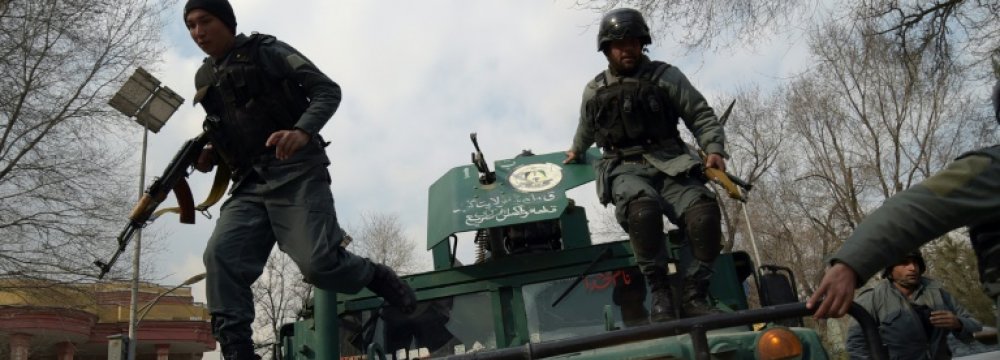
left=139, top=0, right=811, bottom=334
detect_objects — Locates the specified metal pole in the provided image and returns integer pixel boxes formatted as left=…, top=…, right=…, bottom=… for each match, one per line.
left=740, top=201, right=762, bottom=268
left=314, top=289, right=339, bottom=360
left=127, top=119, right=150, bottom=360
left=443, top=302, right=889, bottom=360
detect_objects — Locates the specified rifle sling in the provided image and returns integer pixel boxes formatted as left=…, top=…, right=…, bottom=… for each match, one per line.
left=195, top=162, right=231, bottom=212
left=152, top=163, right=231, bottom=224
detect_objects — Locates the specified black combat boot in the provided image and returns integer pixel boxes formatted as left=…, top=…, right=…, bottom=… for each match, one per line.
left=366, top=263, right=417, bottom=314
left=221, top=342, right=260, bottom=360
left=681, top=279, right=721, bottom=318
left=647, top=269, right=677, bottom=323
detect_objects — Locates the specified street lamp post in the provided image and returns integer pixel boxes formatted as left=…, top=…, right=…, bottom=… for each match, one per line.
left=136, top=273, right=207, bottom=323
left=108, top=67, right=184, bottom=360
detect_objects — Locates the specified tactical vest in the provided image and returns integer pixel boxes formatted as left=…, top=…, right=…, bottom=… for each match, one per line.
left=193, top=33, right=309, bottom=172
left=585, top=61, right=680, bottom=150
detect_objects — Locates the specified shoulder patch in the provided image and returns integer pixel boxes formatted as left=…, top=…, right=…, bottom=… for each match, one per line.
left=921, top=155, right=991, bottom=196
left=285, top=53, right=309, bottom=70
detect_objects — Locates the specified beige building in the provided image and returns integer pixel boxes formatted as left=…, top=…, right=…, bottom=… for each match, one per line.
left=0, top=279, right=214, bottom=359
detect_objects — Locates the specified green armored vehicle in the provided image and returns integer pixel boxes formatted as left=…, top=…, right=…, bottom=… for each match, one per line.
left=278, top=136, right=887, bottom=360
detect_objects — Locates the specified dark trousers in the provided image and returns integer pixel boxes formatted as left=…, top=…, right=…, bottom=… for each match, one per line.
left=203, top=164, right=373, bottom=346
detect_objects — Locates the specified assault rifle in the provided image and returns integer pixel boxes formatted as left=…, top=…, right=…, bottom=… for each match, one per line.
left=95, top=117, right=225, bottom=279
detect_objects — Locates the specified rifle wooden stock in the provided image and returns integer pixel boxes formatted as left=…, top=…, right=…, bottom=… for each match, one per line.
left=127, top=193, right=159, bottom=222
left=704, top=167, right=745, bottom=202
left=698, top=149, right=752, bottom=202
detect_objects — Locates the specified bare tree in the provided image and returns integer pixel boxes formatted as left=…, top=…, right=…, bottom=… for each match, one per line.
left=252, top=251, right=312, bottom=360
left=789, top=18, right=985, bottom=287
left=346, top=212, right=422, bottom=275
left=0, top=0, right=175, bottom=284
left=724, top=18, right=993, bottom=352
left=573, top=0, right=824, bottom=52
left=585, top=204, right=627, bottom=244
left=859, top=0, right=1000, bottom=75
left=575, top=1, right=999, bottom=71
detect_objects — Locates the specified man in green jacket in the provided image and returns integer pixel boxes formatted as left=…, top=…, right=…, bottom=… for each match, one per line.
left=808, top=79, right=1000, bottom=332
left=183, top=1, right=415, bottom=358
left=846, top=252, right=981, bottom=359
left=564, top=8, right=728, bottom=323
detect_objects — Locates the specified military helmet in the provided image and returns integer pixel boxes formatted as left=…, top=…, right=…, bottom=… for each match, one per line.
left=597, top=8, right=652, bottom=52
left=882, top=251, right=926, bottom=279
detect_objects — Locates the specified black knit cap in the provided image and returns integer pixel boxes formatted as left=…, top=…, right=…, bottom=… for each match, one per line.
left=184, top=0, right=237, bottom=34
left=882, top=251, right=926, bottom=279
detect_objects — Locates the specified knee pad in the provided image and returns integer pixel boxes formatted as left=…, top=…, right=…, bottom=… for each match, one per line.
left=627, top=197, right=664, bottom=257
left=683, top=198, right=723, bottom=263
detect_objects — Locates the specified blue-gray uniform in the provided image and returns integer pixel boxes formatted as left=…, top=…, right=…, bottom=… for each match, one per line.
left=185, top=2, right=412, bottom=359
left=569, top=54, right=727, bottom=320
left=192, top=32, right=417, bottom=350
left=846, top=278, right=981, bottom=359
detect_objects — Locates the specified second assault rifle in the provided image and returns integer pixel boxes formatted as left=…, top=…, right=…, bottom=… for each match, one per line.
left=95, top=117, right=228, bottom=279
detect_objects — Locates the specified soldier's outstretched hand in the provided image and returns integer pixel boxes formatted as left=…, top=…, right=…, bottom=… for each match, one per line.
left=807, top=262, right=858, bottom=319
left=563, top=150, right=578, bottom=164
left=266, top=129, right=311, bottom=161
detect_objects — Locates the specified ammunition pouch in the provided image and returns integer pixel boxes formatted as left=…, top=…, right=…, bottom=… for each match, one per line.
left=682, top=198, right=723, bottom=263
left=193, top=33, right=309, bottom=173
left=586, top=61, right=679, bottom=150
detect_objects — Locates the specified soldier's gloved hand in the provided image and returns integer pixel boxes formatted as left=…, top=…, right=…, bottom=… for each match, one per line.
left=705, top=153, right=726, bottom=172
left=930, top=310, right=962, bottom=330
left=195, top=144, right=216, bottom=173
left=563, top=150, right=579, bottom=164
left=266, top=129, right=311, bottom=161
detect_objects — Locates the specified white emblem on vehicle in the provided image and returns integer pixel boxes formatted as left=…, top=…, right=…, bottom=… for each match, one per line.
left=509, top=163, right=563, bottom=192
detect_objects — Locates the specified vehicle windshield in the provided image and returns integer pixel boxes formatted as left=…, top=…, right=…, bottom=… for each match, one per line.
left=339, top=291, right=496, bottom=359
left=522, top=266, right=651, bottom=342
